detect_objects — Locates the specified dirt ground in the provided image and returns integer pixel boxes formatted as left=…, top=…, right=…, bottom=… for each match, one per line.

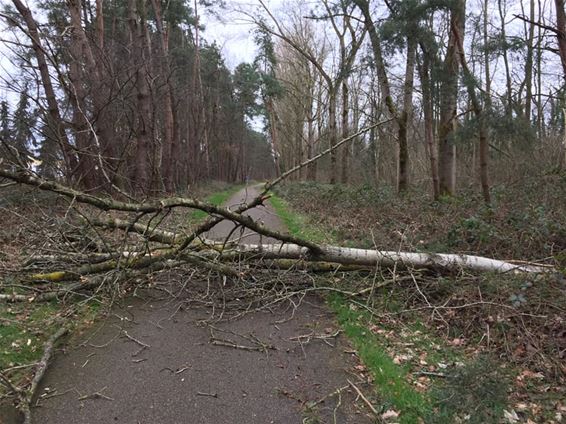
left=13, top=186, right=375, bottom=423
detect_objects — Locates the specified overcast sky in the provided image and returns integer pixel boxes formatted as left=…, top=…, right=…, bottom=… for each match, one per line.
left=201, top=0, right=286, bottom=69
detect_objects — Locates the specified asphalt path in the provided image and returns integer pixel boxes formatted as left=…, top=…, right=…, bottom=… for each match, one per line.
left=21, top=186, right=374, bottom=424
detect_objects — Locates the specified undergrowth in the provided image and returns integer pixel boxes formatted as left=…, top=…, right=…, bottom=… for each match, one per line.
left=272, top=178, right=566, bottom=423
left=274, top=175, right=566, bottom=262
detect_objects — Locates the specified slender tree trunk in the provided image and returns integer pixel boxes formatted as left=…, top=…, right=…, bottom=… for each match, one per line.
left=555, top=0, right=566, bottom=80
left=454, top=12, right=491, bottom=204
left=483, top=0, right=492, bottom=100
left=307, top=114, right=316, bottom=180
left=340, top=81, right=349, bottom=184
left=398, top=37, right=416, bottom=193
left=265, top=97, right=281, bottom=177
left=524, top=0, right=536, bottom=122
left=150, top=0, right=176, bottom=192
left=68, top=0, right=99, bottom=189
left=11, top=0, right=77, bottom=178
left=418, top=48, right=439, bottom=200
left=127, top=0, right=152, bottom=192
left=498, top=0, right=514, bottom=117
left=329, top=89, right=338, bottom=184
left=537, top=0, right=544, bottom=135
left=438, top=0, right=466, bottom=197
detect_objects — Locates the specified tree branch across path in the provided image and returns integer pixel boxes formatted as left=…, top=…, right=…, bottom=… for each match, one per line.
left=0, top=165, right=552, bottom=286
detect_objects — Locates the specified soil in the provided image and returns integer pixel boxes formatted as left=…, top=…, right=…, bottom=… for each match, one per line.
left=5, top=186, right=375, bottom=423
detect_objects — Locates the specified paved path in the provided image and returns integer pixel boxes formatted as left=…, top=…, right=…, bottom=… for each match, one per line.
left=24, top=186, right=373, bottom=424
left=205, top=185, right=285, bottom=244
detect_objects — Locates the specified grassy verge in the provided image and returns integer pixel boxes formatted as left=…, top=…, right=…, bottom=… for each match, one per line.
left=328, top=293, right=431, bottom=422
left=0, top=300, right=100, bottom=389
left=269, top=194, right=329, bottom=243
left=189, top=183, right=244, bottom=222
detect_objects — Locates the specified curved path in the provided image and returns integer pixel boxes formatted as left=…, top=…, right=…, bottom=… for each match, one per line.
left=26, top=186, right=373, bottom=423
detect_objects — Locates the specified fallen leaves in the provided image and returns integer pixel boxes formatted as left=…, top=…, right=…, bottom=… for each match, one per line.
left=381, top=409, right=399, bottom=421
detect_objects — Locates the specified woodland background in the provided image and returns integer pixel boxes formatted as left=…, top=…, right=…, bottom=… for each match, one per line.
left=0, top=0, right=565, bottom=199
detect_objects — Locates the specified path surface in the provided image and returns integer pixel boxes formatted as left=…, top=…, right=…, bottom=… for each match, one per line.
left=205, top=185, right=285, bottom=244
left=25, top=186, right=373, bottom=423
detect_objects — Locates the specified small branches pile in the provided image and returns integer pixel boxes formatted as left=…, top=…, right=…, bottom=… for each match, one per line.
left=0, top=160, right=554, bottom=306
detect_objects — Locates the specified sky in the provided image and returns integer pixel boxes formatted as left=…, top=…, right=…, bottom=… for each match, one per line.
left=200, top=0, right=284, bottom=69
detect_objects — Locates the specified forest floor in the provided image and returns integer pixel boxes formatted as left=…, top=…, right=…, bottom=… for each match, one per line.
left=0, top=185, right=376, bottom=424
left=0, top=176, right=564, bottom=423
left=270, top=173, right=566, bottom=423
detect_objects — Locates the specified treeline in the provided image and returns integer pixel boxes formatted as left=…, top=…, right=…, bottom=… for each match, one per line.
left=1, top=0, right=566, bottom=201
left=257, top=0, right=566, bottom=203
left=0, top=0, right=274, bottom=194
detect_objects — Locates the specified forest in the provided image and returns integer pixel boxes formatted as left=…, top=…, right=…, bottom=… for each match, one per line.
left=0, top=0, right=565, bottom=423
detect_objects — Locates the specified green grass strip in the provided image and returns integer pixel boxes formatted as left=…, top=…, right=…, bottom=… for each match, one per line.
left=328, top=294, right=431, bottom=423
left=269, top=194, right=328, bottom=243
left=190, top=184, right=243, bottom=222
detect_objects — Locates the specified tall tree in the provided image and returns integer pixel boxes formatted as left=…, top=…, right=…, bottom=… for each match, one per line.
left=438, top=0, right=466, bottom=196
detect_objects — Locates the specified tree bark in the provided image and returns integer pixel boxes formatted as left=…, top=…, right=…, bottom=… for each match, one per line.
left=454, top=12, right=491, bottom=204
left=438, top=0, right=466, bottom=197
left=340, top=81, right=349, bottom=184
left=418, top=47, right=439, bottom=200
left=10, top=0, right=77, bottom=178
left=398, top=37, right=416, bottom=193
left=329, top=90, right=338, bottom=184
left=127, top=0, right=152, bottom=192
left=524, top=0, right=536, bottom=122
left=150, top=0, right=177, bottom=192
left=555, top=0, right=566, bottom=80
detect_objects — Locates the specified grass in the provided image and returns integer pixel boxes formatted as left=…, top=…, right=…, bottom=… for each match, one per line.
left=269, top=191, right=439, bottom=421
left=328, top=293, right=431, bottom=422
left=0, top=303, right=59, bottom=369
left=269, top=194, right=329, bottom=243
left=0, top=301, right=102, bottom=371
left=189, top=184, right=243, bottom=222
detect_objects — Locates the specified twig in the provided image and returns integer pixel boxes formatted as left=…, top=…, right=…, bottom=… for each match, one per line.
left=309, top=384, right=349, bottom=408
left=77, top=386, right=114, bottom=402
left=14, top=326, right=68, bottom=424
left=196, top=391, right=218, bottom=398
left=210, top=338, right=265, bottom=352
left=122, top=330, right=150, bottom=356
left=413, top=371, right=447, bottom=378
left=347, top=379, right=378, bottom=416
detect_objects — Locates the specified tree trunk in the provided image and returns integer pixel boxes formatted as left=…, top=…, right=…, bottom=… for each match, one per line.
left=524, top=0, right=536, bottom=122
left=418, top=47, right=439, bottom=200
left=438, top=0, right=466, bottom=197
left=398, top=37, right=416, bottom=193
left=329, top=89, right=338, bottom=184
left=127, top=0, right=152, bottom=192
left=68, top=0, right=99, bottom=189
left=498, top=0, right=514, bottom=118
left=555, top=0, right=566, bottom=80
left=11, top=0, right=77, bottom=178
left=340, top=81, right=349, bottom=184
left=150, top=0, right=177, bottom=192
left=454, top=11, right=491, bottom=204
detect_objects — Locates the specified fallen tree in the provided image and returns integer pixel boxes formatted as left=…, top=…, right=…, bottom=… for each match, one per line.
left=0, top=167, right=552, bottom=297
left=0, top=119, right=556, bottom=306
